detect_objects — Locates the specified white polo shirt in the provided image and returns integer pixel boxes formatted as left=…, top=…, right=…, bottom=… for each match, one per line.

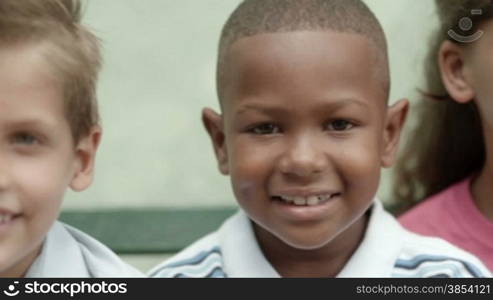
left=25, top=221, right=143, bottom=277
left=150, top=200, right=491, bottom=278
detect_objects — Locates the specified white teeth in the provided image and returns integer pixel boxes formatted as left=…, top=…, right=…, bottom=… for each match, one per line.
left=277, top=194, right=335, bottom=206
left=307, top=196, right=319, bottom=206
left=283, top=196, right=294, bottom=203
left=294, top=197, right=306, bottom=205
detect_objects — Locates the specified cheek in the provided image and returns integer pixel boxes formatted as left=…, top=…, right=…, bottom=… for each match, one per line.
left=228, top=138, right=275, bottom=203
left=14, top=154, right=74, bottom=221
left=335, top=135, right=381, bottom=194
left=0, top=155, right=72, bottom=276
left=471, top=56, right=493, bottom=126
left=475, top=90, right=493, bottom=128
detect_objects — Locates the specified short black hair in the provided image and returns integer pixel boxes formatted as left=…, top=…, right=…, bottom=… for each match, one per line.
left=216, top=0, right=390, bottom=107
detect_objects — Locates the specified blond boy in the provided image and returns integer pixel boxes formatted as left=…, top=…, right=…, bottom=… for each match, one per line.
left=0, top=0, right=141, bottom=277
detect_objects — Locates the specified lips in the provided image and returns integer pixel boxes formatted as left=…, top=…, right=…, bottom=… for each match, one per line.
left=271, top=192, right=341, bottom=206
left=0, top=209, right=21, bottom=226
left=0, top=213, right=14, bottom=224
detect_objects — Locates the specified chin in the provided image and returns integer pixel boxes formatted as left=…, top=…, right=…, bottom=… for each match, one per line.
left=0, top=254, right=15, bottom=276
left=279, top=234, right=335, bottom=251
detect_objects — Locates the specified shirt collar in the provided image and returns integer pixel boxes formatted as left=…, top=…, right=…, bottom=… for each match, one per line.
left=219, top=199, right=403, bottom=277
left=219, top=210, right=279, bottom=277
left=25, top=221, right=90, bottom=277
left=337, top=199, right=403, bottom=277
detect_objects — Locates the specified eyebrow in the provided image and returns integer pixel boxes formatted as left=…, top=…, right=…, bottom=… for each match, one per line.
left=235, top=98, right=370, bottom=115
left=3, top=118, right=58, bottom=132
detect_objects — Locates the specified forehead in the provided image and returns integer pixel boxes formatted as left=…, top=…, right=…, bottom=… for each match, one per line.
left=221, top=31, right=387, bottom=112
left=0, top=42, right=65, bottom=124
left=0, top=41, right=59, bottom=90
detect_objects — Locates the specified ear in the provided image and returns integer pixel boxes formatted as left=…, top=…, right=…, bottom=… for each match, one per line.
left=438, top=40, right=475, bottom=103
left=202, top=108, right=229, bottom=175
left=69, top=126, right=102, bottom=191
left=381, top=99, right=409, bottom=168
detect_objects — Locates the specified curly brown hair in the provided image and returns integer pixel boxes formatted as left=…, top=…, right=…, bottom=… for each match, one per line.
left=392, top=0, right=493, bottom=214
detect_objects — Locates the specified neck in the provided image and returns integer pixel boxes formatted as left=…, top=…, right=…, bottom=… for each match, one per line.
left=471, top=121, right=493, bottom=222
left=253, top=212, right=368, bottom=278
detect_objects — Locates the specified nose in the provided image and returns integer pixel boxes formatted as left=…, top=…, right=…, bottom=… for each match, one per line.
left=278, top=133, right=328, bottom=178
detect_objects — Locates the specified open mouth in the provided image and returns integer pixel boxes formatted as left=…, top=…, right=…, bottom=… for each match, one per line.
left=271, top=193, right=341, bottom=206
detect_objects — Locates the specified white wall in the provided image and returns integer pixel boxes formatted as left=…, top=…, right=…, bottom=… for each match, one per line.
left=62, top=0, right=439, bottom=210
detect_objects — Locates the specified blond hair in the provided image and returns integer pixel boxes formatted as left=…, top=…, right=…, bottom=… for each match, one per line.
left=0, top=0, right=102, bottom=142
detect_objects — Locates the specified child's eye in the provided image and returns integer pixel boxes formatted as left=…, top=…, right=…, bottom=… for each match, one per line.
left=11, top=132, right=39, bottom=145
left=327, top=120, right=354, bottom=131
left=249, top=123, right=281, bottom=135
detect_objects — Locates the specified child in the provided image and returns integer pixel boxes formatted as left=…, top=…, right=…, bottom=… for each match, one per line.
left=150, top=0, right=491, bottom=277
left=397, top=0, right=493, bottom=271
left=0, top=0, right=142, bottom=277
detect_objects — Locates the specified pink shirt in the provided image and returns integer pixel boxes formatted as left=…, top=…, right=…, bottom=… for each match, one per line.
left=399, top=177, right=493, bottom=271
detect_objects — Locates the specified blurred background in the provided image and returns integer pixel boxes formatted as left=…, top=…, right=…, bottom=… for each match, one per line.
left=63, top=0, right=439, bottom=272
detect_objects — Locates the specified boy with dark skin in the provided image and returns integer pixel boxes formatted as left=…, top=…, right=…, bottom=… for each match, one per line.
left=204, top=31, right=400, bottom=277
left=151, top=0, right=490, bottom=277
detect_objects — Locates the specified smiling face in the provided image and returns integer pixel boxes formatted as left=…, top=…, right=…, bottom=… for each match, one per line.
left=0, top=42, right=99, bottom=277
left=204, top=30, right=407, bottom=254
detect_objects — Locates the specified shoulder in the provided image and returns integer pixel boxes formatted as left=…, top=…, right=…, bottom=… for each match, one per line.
left=398, top=183, right=460, bottom=232
left=149, top=231, right=226, bottom=278
left=400, top=186, right=454, bottom=221
left=59, top=222, right=144, bottom=277
left=392, top=229, right=491, bottom=277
